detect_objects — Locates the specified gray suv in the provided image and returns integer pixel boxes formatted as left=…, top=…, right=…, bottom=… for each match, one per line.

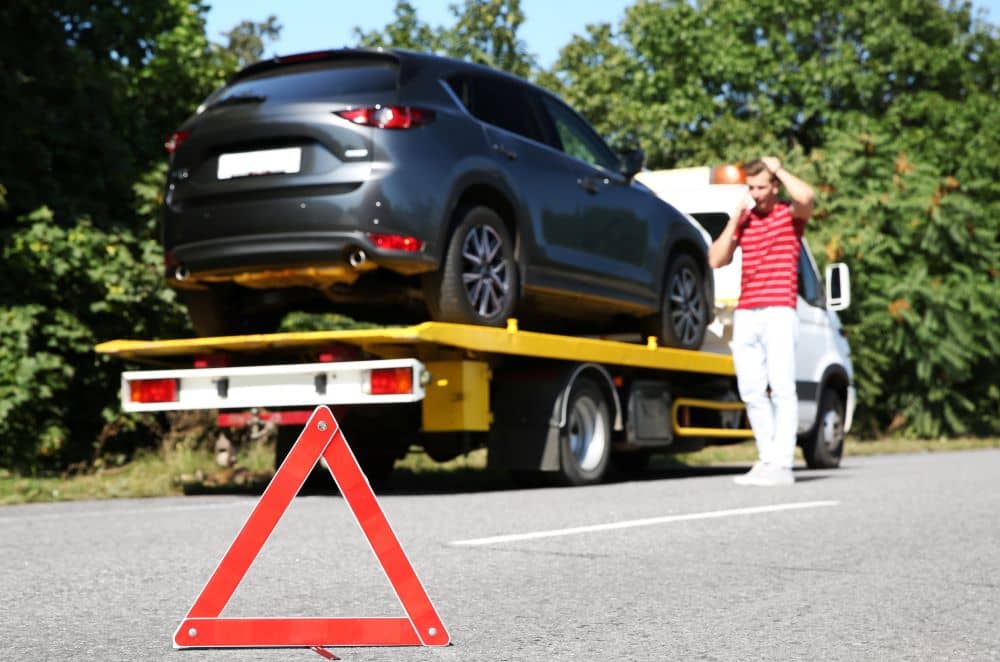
left=163, top=49, right=712, bottom=349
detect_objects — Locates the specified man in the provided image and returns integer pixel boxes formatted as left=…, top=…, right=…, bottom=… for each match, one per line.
left=708, top=157, right=815, bottom=486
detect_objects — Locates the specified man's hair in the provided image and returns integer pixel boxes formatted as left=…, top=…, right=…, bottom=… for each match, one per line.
left=744, top=159, right=777, bottom=182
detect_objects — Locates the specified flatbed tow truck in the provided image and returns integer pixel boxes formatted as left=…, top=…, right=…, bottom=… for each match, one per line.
left=95, top=320, right=754, bottom=486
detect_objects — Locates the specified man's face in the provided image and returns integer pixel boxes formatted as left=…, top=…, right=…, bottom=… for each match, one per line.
left=746, top=170, right=780, bottom=214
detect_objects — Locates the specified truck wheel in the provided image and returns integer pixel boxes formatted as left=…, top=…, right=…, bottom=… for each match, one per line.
left=801, top=389, right=846, bottom=469
left=556, top=378, right=611, bottom=486
left=645, top=252, right=708, bottom=350
left=424, top=206, right=518, bottom=326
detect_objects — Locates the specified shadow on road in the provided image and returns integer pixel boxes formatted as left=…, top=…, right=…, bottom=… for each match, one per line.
left=181, top=457, right=833, bottom=497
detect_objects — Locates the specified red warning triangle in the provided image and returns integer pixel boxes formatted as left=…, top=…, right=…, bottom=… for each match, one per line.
left=173, top=405, right=450, bottom=650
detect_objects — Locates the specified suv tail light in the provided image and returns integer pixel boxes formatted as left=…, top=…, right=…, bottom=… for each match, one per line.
left=367, top=232, right=424, bottom=252
left=164, top=130, right=191, bottom=154
left=129, top=379, right=179, bottom=404
left=336, top=106, right=434, bottom=129
left=367, top=367, right=413, bottom=395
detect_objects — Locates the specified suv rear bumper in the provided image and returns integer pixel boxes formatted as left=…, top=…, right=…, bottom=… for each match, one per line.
left=168, top=231, right=437, bottom=290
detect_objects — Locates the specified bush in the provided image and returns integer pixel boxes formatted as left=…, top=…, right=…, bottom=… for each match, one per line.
left=0, top=207, right=190, bottom=471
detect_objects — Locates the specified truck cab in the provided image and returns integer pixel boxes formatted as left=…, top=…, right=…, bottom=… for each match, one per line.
left=635, top=167, right=856, bottom=467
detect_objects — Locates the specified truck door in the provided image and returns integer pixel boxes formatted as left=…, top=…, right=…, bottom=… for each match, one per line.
left=795, top=242, right=829, bottom=431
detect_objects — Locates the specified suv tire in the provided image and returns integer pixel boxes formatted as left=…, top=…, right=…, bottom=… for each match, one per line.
left=424, top=206, right=518, bottom=326
left=644, top=252, right=708, bottom=350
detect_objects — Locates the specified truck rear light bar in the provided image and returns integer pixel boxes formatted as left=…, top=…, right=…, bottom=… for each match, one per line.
left=120, top=359, right=425, bottom=413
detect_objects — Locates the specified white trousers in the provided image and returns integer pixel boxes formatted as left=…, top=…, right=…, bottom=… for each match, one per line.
left=732, top=307, right=799, bottom=469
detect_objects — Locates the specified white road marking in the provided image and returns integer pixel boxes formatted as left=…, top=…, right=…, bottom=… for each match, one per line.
left=450, top=500, right=839, bottom=546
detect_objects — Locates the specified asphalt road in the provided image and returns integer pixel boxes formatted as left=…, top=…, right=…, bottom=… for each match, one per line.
left=2, top=449, right=999, bottom=662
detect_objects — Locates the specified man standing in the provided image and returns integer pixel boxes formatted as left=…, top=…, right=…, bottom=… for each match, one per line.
left=708, top=157, right=815, bottom=486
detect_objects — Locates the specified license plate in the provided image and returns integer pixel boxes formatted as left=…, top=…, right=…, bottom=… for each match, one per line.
left=217, top=147, right=302, bottom=180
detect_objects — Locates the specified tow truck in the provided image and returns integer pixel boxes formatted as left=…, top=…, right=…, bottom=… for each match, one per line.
left=96, top=320, right=757, bottom=486
left=96, top=166, right=855, bottom=486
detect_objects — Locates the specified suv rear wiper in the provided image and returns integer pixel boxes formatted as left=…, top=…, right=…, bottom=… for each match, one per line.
left=205, top=93, right=267, bottom=111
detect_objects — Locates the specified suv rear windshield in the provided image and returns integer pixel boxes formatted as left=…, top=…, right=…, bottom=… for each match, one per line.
left=211, top=60, right=399, bottom=104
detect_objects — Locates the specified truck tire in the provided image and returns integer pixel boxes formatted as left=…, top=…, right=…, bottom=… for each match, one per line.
left=424, top=206, right=518, bottom=326
left=801, top=388, right=846, bottom=469
left=644, top=252, right=708, bottom=350
left=556, top=378, right=611, bottom=486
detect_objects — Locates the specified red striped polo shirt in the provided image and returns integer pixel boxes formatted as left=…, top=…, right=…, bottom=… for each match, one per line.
left=734, top=201, right=805, bottom=310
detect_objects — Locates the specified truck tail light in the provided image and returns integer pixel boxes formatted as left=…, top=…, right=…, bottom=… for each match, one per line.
left=129, top=379, right=179, bottom=403
left=368, top=367, right=413, bottom=395
left=335, top=106, right=434, bottom=129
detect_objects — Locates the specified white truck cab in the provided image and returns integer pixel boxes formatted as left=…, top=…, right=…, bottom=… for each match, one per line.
left=636, top=167, right=857, bottom=467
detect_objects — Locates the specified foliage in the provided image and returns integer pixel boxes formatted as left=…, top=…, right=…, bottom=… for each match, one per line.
left=217, top=15, right=283, bottom=70
left=0, top=2, right=281, bottom=471
left=278, top=312, right=382, bottom=332
left=0, top=208, right=190, bottom=469
left=810, top=122, right=999, bottom=437
left=0, top=0, right=226, bottom=227
left=354, top=0, right=535, bottom=76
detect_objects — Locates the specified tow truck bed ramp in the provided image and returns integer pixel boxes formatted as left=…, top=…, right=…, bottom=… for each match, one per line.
left=95, top=321, right=734, bottom=376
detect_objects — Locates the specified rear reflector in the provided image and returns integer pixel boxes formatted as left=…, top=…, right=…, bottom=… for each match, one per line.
left=368, top=367, right=413, bottom=395
left=165, top=130, right=191, bottom=154
left=336, top=106, right=434, bottom=129
left=367, top=232, right=425, bottom=252
left=130, top=379, right=179, bottom=404
left=193, top=354, right=230, bottom=369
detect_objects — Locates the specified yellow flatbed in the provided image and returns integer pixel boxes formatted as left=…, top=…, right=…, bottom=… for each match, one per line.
left=96, top=320, right=734, bottom=376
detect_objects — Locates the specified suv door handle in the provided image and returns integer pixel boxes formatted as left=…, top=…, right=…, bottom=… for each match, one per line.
left=491, top=143, right=518, bottom=160
left=577, top=176, right=600, bottom=194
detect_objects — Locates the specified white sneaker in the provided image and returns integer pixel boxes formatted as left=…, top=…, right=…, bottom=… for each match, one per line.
left=734, top=463, right=795, bottom=487
left=733, top=462, right=766, bottom=485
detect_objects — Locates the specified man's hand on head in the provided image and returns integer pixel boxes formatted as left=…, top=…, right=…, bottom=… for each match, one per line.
left=761, top=156, right=782, bottom=175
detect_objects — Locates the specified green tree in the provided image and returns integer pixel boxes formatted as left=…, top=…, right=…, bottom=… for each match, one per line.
left=354, top=1, right=445, bottom=52
left=353, top=0, right=535, bottom=76
left=218, top=15, right=282, bottom=70
left=0, top=3, right=282, bottom=471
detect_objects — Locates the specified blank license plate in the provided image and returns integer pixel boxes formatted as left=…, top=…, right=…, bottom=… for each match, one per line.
left=217, top=147, right=302, bottom=180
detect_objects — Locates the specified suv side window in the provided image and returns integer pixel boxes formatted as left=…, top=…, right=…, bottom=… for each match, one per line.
left=537, top=95, right=620, bottom=173
left=798, top=242, right=824, bottom=307
left=447, top=74, right=547, bottom=144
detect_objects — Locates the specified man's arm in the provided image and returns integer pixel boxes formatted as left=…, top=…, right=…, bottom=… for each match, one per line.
left=761, top=156, right=815, bottom=221
left=708, top=202, right=746, bottom=268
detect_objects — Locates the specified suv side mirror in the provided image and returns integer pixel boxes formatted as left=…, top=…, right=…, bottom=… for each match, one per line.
left=825, top=262, right=851, bottom=311
left=620, top=148, right=645, bottom=180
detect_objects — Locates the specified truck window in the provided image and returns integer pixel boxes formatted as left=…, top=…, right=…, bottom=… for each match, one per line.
left=798, top=242, right=824, bottom=308
left=691, top=212, right=730, bottom=240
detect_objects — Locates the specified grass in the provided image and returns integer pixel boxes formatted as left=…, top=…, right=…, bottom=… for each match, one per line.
left=1, top=436, right=997, bottom=506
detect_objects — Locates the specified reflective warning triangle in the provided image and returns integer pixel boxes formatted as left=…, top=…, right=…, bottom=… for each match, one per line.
left=173, top=405, right=450, bottom=649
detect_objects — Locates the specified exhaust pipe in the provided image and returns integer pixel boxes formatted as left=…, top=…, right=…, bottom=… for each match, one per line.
left=174, top=265, right=190, bottom=281
left=348, top=249, right=367, bottom=268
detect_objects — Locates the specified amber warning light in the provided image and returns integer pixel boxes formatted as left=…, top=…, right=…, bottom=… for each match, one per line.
left=710, top=164, right=747, bottom=185
left=130, top=379, right=179, bottom=404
